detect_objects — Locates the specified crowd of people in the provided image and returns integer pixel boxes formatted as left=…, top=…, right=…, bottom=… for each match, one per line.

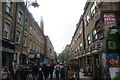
left=1, top=62, right=80, bottom=80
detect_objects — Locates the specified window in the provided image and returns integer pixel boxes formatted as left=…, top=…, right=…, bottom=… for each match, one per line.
left=3, top=22, right=10, bottom=39
left=30, top=26, right=32, bottom=34
left=6, top=2, right=12, bottom=14
left=25, top=19, right=27, bottom=30
left=18, top=11, right=22, bottom=24
left=23, top=35, right=26, bottom=46
left=16, top=30, right=20, bottom=43
left=91, top=1, right=96, bottom=16
left=34, top=29, right=36, bottom=36
left=92, top=28, right=98, bottom=41
left=33, top=43, right=35, bottom=50
left=79, top=29, right=82, bottom=34
left=30, top=39, right=32, bottom=49
left=80, top=43, right=82, bottom=50
left=87, top=34, right=91, bottom=45
left=36, top=45, right=38, bottom=51
left=86, top=14, right=90, bottom=24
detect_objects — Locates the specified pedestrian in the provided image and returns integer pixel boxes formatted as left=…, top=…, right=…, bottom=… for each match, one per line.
left=85, top=64, right=90, bottom=77
left=64, top=64, right=68, bottom=79
left=20, top=65, right=29, bottom=80
left=13, top=65, right=20, bottom=80
left=60, top=65, right=65, bottom=80
left=42, top=64, right=49, bottom=80
left=74, top=62, right=80, bottom=80
left=38, top=67, right=43, bottom=80
left=96, top=62, right=101, bottom=79
left=32, top=62, right=39, bottom=80
left=55, top=63, right=61, bottom=80
left=48, top=63, right=54, bottom=80
left=67, top=67, right=75, bottom=80
left=1, top=66, right=10, bottom=80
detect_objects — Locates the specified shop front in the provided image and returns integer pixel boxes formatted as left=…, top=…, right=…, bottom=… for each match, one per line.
left=2, top=39, right=15, bottom=69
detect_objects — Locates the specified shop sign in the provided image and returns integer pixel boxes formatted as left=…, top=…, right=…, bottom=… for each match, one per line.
left=109, top=29, right=119, bottom=34
left=2, top=47, right=14, bottom=53
left=106, top=53, right=120, bottom=68
left=29, top=54, right=34, bottom=58
left=36, top=54, right=40, bottom=58
left=107, top=41, right=116, bottom=49
left=104, top=13, right=116, bottom=27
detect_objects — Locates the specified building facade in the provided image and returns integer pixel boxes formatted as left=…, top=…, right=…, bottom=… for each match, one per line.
left=1, top=1, right=54, bottom=68
left=68, top=1, right=120, bottom=78
left=2, top=2, right=16, bottom=69
left=44, top=36, right=54, bottom=63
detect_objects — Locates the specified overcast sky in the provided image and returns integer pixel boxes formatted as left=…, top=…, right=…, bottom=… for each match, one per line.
left=28, top=0, right=87, bottom=53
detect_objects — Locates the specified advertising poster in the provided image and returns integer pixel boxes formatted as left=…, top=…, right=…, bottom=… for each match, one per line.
left=106, top=53, right=120, bottom=68
left=106, top=53, right=120, bottom=79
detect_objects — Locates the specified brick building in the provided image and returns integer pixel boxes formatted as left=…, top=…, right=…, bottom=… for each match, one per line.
left=1, top=1, right=54, bottom=68
left=44, top=36, right=54, bottom=63
left=68, top=1, right=120, bottom=78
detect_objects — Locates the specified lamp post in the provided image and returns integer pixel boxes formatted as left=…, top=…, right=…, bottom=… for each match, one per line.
left=20, top=0, right=39, bottom=66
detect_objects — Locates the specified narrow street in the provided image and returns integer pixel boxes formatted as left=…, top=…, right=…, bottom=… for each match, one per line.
left=1, top=0, right=120, bottom=80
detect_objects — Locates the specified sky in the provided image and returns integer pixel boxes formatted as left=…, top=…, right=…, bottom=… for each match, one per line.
left=28, top=0, right=87, bottom=53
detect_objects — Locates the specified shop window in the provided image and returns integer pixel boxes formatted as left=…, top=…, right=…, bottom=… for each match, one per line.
left=18, top=11, right=22, bottom=24
left=6, top=2, right=12, bottom=14
left=3, top=22, right=10, bottom=39
left=16, top=30, right=20, bottom=44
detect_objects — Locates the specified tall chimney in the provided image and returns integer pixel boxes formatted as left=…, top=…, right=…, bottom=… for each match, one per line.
left=40, top=16, right=44, bottom=33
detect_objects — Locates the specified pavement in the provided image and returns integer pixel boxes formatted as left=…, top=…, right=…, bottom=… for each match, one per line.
left=25, top=71, right=93, bottom=80
left=79, top=71, right=93, bottom=80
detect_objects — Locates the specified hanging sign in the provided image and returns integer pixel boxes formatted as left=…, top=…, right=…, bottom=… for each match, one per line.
left=104, top=13, right=116, bottom=27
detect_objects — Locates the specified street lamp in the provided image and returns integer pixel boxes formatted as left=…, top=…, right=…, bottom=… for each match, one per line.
left=20, top=0, right=39, bottom=66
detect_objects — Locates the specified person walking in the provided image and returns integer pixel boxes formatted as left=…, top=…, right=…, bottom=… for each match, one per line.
left=32, top=62, right=39, bottom=80
left=20, top=65, right=29, bottom=80
left=12, top=65, right=20, bottom=80
left=48, top=63, right=54, bottom=80
left=38, top=67, right=43, bottom=80
left=60, top=65, right=65, bottom=80
left=1, top=66, right=10, bottom=80
left=67, top=67, right=75, bottom=80
left=74, top=62, right=80, bottom=80
left=42, top=64, right=49, bottom=80
left=55, top=63, right=61, bottom=80
left=64, top=64, right=68, bottom=79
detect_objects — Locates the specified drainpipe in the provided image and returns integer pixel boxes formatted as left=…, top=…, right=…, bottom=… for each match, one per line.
left=0, top=1, right=2, bottom=79
left=13, top=2, right=18, bottom=67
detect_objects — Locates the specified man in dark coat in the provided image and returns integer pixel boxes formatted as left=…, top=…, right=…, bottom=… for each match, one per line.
left=32, top=63, right=39, bottom=80
left=48, top=63, right=54, bottom=80
left=42, top=64, right=49, bottom=80
left=20, top=65, right=28, bottom=80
